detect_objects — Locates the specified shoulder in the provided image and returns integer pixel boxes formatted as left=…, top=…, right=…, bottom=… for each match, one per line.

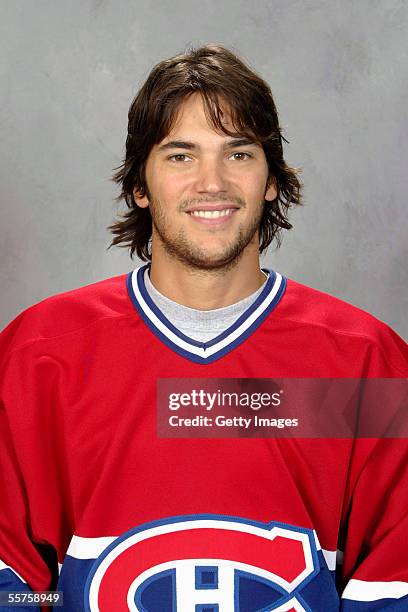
left=282, top=278, right=395, bottom=338
left=0, top=273, right=134, bottom=356
left=276, top=276, right=408, bottom=374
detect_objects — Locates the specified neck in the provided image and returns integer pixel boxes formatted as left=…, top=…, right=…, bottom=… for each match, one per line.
left=149, top=242, right=265, bottom=310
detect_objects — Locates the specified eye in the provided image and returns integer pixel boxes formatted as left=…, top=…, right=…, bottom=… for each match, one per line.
left=167, top=153, right=193, bottom=162
left=229, top=152, right=253, bottom=161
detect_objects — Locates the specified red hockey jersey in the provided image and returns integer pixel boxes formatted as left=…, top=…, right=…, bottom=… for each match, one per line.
left=0, top=266, right=407, bottom=611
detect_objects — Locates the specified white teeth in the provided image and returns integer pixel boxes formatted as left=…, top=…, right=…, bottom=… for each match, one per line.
left=190, top=209, right=234, bottom=218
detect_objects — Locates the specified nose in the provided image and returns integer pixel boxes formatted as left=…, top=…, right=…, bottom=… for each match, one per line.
left=194, top=157, right=229, bottom=195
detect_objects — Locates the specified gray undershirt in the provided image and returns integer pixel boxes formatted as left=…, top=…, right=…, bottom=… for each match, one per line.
left=144, top=268, right=268, bottom=342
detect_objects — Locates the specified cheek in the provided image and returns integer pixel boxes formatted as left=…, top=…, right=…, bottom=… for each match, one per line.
left=150, top=169, right=189, bottom=201
left=240, top=172, right=269, bottom=202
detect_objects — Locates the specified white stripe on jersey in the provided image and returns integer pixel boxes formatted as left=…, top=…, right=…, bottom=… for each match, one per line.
left=342, top=579, right=408, bottom=601
left=131, top=267, right=284, bottom=359
left=65, top=532, right=338, bottom=572
left=312, top=530, right=342, bottom=571
left=66, top=535, right=116, bottom=559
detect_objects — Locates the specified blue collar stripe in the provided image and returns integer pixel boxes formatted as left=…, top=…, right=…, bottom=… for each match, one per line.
left=127, top=265, right=286, bottom=364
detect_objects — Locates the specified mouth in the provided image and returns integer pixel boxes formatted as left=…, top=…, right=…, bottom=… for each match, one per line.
left=186, top=208, right=238, bottom=226
left=185, top=203, right=240, bottom=225
left=189, top=209, right=235, bottom=219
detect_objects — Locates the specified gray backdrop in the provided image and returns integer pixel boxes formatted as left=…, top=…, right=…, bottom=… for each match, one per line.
left=1, top=0, right=407, bottom=338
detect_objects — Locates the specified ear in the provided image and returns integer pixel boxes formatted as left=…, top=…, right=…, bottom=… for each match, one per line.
left=133, top=186, right=150, bottom=209
left=265, top=177, right=277, bottom=202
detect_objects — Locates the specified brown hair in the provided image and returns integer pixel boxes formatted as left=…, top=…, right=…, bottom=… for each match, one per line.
left=110, top=44, right=302, bottom=260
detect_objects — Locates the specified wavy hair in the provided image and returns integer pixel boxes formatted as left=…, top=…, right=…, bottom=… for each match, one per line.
left=110, top=44, right=302, bottom=260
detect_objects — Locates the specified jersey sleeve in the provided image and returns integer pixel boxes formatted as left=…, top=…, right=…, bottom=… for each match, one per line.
left=339, top=328, right=408, bottom=610
left=0, top=408, right=51, bottom=612
left=338, top=437, right=408, bottom=610
left=0, top=312, right=66, bottom=611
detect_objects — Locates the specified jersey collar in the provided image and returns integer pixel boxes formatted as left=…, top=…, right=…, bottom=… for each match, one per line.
left=126, top=265, right=286, bottom=364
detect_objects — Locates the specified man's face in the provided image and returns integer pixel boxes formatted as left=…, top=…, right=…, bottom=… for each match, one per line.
left=134, top=93, right=277, bottom=270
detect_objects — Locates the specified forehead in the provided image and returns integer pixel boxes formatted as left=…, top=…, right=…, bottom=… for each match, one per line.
left=161, top=93, right=238, bottom=142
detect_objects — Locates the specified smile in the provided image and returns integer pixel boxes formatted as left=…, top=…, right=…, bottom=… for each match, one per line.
left=189, top=209, right=235, bottom=219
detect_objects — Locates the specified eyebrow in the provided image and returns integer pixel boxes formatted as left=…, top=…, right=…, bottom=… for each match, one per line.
left=158, top=137, right=260, bottom=151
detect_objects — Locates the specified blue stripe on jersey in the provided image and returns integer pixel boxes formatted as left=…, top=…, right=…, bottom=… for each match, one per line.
left=295, top=550, right=339, bottom=611
left=0, top=567, right=36, bottom=612
left=57, top=556, right=95, bottom=612
left=126, top=264, right=287, bottom=364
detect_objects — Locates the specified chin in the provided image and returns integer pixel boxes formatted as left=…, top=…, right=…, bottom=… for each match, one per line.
left=179, top=249, right=245, bottom=272
left=158, top=230, right=253, bottom=271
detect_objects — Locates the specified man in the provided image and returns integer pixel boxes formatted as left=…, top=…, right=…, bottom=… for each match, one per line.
left=0, top=45, right=407, bottom=611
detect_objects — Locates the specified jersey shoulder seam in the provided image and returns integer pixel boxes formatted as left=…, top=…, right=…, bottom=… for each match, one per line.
left=3, top=313, right=138, bottom=360
left=277, top=315, right=407, bottom=376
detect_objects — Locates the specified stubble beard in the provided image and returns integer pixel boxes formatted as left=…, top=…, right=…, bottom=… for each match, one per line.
left=149, top=195, right=264, bottom=273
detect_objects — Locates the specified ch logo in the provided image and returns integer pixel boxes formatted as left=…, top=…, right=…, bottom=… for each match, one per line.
left=84, top=515, right=320, bottom=611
